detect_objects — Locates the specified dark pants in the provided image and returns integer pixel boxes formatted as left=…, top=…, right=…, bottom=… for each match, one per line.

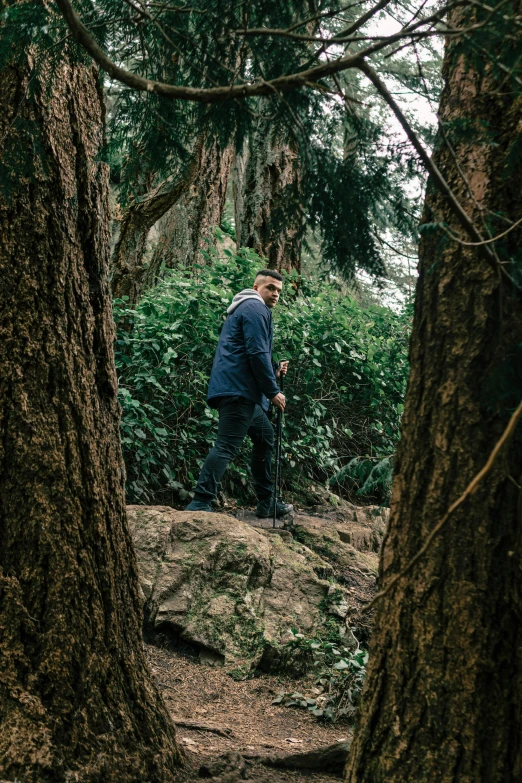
left=193, top=396, right=274, bottom=504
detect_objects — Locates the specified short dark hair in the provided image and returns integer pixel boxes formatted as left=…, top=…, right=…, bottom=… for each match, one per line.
left=255, top=269, right=283, bottom=281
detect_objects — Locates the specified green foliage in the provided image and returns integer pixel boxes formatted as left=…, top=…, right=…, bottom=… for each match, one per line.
left=114, top=247, right=409, bottom=504
left=271, top=631, right=368, bottom=723
left=275, top=268, right=410, bottom=502
left=219, top=216, right=236, bottom=241
left=330, top=455, right=394, bottom=502
left=307, top=109, right=418, bottom=279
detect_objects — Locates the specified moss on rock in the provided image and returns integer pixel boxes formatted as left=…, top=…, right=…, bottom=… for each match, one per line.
left=127, top=505, right=384, bottom=667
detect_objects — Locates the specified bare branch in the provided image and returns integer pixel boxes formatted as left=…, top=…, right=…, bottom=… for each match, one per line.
left=441, top=216, right=522, bottom=246
left=336, top=0, right=395, bottom=39
left=375, top=233, right=418, bottom=260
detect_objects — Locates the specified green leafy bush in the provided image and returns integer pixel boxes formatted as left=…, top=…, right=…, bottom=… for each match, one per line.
left=114, top=246, right=410, bottom=504
left=271, top=631, right=368, bottom=723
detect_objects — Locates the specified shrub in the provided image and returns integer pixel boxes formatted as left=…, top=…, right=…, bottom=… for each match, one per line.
left=271, top=630, right=368, bottom=723
left=114, top=244, right=410, bottom=505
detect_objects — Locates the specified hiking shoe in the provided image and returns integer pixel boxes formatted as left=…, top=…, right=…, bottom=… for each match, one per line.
left=184, top=499, right=213, bottom=512
left=255, top=498, right=293, bottom=519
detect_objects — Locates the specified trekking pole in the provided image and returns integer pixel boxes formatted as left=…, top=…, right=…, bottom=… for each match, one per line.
left=273, top=369, right=285, bottom=529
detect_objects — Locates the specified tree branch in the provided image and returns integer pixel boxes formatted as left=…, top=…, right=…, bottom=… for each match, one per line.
left=284, top=2, right=363, bottom=33
left=54, top=0, right=462, bottom=102
left=234, top=2, right=463, bottom=45
left=442, top=213, right=522, bottom=246
left=358, top=60, right=498, bottom=268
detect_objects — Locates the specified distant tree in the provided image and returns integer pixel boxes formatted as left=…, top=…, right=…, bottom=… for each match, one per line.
left=0, top=15, right=180, bottom=782
left=144, top=136, right=233, bottom=283
left=110, top=137, right=203, bottom=303
left=235, top=117, right=304, bottom=272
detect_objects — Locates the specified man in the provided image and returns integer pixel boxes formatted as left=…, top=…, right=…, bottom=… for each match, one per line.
left=185, top=269, right=292, bottom=518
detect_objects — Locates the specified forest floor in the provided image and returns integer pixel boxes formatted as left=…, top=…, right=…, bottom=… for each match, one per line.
left=138, top=492, right=384, bottom=781
left=147, top=642, right=350, bottom=782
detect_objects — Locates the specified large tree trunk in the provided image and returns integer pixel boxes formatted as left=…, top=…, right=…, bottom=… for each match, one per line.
left=345, top=16, right=522, bottom=783
left=143, top=137, right=233, bottom=287
left=235, top=120, right=304, bottom=273
left=0, top=46, right=181, bottom=783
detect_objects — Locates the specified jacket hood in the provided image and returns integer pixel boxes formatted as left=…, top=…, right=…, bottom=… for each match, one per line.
left=227, top=288, right=265, bottom=315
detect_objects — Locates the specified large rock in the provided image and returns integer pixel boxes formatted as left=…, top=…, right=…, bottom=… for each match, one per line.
left=290, top=510, right=385, bottom=586
left=288, top=505, right=388, bottom=642
left=127, top=506, right=385, bottom=667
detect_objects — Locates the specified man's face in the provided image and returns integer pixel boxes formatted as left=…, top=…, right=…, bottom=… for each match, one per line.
left=253, top=276, right=283, bottom=308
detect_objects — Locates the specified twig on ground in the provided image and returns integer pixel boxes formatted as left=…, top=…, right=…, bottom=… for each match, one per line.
left=172, top=717, right=234, bottom=736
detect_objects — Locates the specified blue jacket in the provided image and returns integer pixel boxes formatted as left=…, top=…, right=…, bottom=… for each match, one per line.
left=207, top=295, right=280, bottom=411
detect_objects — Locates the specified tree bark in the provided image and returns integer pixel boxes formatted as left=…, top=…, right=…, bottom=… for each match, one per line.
left=235, top=120, right=304, bottom=273
left=0, top=47, right=181, bottom=783
left=345, top=15, right=522, bottom=783
left=110, top=142, right=203, bottom=304
left=143, top=136, right=233, bottom=286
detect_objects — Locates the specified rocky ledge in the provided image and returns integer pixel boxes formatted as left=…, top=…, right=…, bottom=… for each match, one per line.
left=127, top=500, right=388, bottom=672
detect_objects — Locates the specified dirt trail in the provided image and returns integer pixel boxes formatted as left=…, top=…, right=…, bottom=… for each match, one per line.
left=147, top=644, right=350, bottom=782
left=140, top=495, right=384, bottom=780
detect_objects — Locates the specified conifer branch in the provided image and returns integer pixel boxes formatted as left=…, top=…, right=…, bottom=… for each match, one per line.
left=284, top=2, right=363, bottom=34
left=363, top=397, right=522, bottom=613
left=234, top=2, right=465, bottom=44
left=55, top=0, right=462, bottom=102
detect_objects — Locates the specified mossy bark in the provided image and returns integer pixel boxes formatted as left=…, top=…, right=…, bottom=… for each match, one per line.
left=235, top=120, right=304, bottom=273
left=0, top=45, right=181, bottom=783
left=345, top=14, right=522, bottom=783
left=144, top=138, right=233, bottom=282
left=110, top=143, right=203, bottom=305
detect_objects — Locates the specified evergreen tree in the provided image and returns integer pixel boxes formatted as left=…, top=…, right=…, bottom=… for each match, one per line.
left=144, top=136, right=233, bottom=283
left=110, top=135, right=204, bottom=303
left=62, top=0, right=422, bottom=286
left=235, top=115, right=304, bottom=272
